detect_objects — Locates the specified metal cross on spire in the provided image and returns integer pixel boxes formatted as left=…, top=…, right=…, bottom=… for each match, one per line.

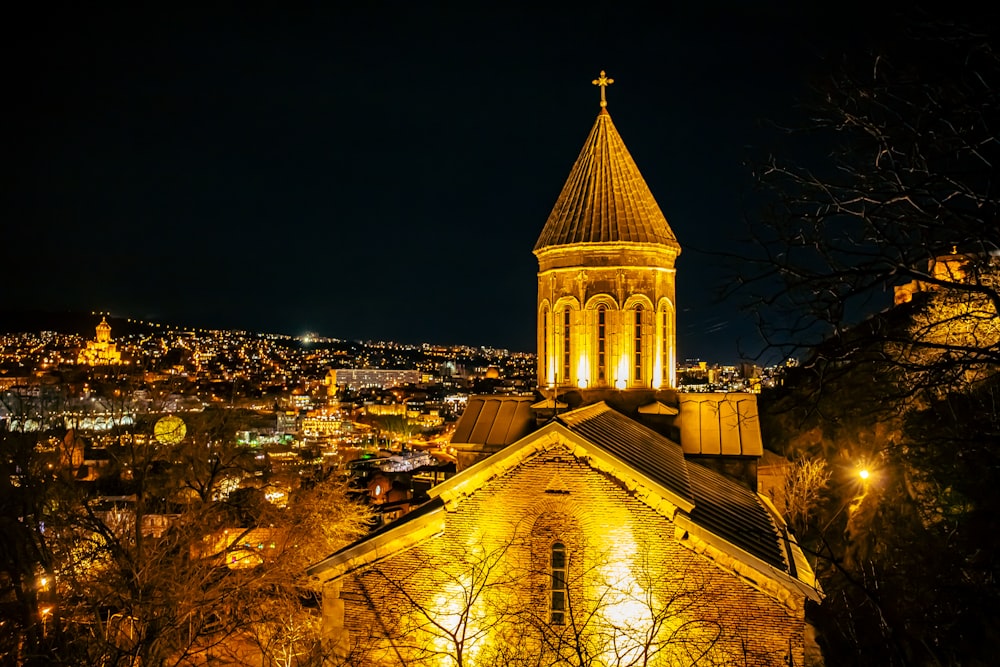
left=592, top=70, right=614, bottom=108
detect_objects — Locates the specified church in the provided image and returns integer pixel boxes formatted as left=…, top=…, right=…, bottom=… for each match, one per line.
left=77, top=316, right=123, bottom=365
left=308, top=73, right=821, bottom=666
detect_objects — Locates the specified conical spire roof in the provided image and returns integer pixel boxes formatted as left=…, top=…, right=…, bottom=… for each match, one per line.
left=534, top=108, right=680, bottom=253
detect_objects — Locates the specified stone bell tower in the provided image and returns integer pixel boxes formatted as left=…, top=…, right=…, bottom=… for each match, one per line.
left=534, top=72, right=681, bottom=392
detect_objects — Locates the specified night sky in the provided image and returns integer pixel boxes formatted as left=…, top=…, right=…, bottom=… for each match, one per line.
left=8, top=2, right=895, bottom=360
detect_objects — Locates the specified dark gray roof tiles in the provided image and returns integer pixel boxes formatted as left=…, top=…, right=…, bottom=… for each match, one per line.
left=558, top=402, right=786, bottom=571
left=557, top=402, right=694, bottom=507
left=685, top=460, right=786, bottom=570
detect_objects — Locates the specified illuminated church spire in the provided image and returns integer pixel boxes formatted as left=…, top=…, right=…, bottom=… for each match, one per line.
left=535, top=72, right=680, bottom=390
left=96, top=316, right=112, bottom=343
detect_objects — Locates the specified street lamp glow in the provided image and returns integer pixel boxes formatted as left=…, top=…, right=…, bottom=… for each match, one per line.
left=858, top=468, right=870, bottom=480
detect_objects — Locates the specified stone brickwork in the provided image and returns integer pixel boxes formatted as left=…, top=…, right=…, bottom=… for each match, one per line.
left=323, top=440, right=806, bottom=666
left=536, top=247, right=678, bottom=392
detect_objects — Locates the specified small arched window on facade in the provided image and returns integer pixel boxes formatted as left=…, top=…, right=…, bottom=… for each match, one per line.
left=550, top=542, right=567, bottom=624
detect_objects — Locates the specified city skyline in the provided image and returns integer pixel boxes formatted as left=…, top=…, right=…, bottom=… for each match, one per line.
left=10, top=3, right=897, bottom=359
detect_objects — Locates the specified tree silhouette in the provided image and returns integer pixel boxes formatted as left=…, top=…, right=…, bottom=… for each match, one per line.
left=1, top=375, right=371, bottom=666
left=328, top=529, right=795, bottom=666
left=745, top=11, right=1000, bottom=665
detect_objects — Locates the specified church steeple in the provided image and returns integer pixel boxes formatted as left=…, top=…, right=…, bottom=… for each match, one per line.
left=534, top=96, right=679, bottom=251
left=535, top=73, right=680, bottom=391
left=96, top=317, right=112, bottom=343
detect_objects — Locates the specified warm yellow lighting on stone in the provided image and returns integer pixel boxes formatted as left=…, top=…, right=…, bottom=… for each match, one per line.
left=533, top=88, right=681, bottom=392
left=576, top=355, right=590, bottom=388
left=426, top=573, right=488, bottom=662
left=615, top=355, right=629, bottom=389
left=598, top=532, right=653, bottom=653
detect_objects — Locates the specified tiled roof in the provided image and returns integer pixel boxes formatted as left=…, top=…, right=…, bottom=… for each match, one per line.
left=685, top=462, right=785, bottom=570
left=534, top=110, right=680, bottom=252
left=557, top=403, right=694, bottom=507
left=557, top=403, right=785, bottom=571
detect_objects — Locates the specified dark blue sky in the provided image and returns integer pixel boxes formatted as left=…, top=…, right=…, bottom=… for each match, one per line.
left=8, top=2, right=897, bottom=360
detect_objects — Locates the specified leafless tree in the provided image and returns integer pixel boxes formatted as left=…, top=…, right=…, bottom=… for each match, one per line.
left=742, top=12, right=1000, bottom=665
left=781, top=456, right=831, bottom=536
left=329, top=528, right=796, bottom=666
left=738, top=15, right=1000, bottom=398
left=2, top=385, right=370, bottom=666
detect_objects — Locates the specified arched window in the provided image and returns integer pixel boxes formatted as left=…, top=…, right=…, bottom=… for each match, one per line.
left=633, top=305, right=643, bottom=383
left=562, top=310, right=571, bottom=383
left=597, top=305, right=606, bottom=381
left=542, top=310, right=549, bottom=375
left=661, top=307, right=669, bottom=386
left=550, top=542, right=567, bottom=624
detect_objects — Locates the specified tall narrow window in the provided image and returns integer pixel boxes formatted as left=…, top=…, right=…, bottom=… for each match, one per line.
left=542, top=310, right=549, bottom=379
left=562, top=310, right=571, bottom=383
left=633, top=305, right=643, bottom=383
left=550, top=542, right=567, bottom=624
left=597, top=306, right=606, bottom=381
left=661, top=308, right=669, bottom=386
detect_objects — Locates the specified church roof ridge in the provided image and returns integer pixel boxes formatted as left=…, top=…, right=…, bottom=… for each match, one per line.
left=533, top=107, right=680, bottom=252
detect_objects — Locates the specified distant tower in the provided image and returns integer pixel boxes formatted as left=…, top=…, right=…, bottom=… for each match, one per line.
left=96, top=316, right=112, bottom=344
left=78, top=316, right=122, bottom=365
left=534, top=72, right=681, bottom=391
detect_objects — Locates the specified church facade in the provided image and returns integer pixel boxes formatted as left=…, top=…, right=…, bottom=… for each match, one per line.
left=309, top=75, right=820, bottom=666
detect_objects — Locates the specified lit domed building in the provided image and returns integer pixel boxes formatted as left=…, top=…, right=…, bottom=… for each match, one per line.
left=77, top=317, right=123, bottom=366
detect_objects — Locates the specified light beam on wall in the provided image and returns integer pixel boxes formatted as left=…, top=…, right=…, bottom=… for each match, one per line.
left=615, top=355, right=629, bottom=389
left=577, top=355, right=590, bottom=388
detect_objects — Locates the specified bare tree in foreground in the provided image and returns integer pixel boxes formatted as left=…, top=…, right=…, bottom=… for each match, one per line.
left=332, top=527, right=794, bottom=667
left=2, top=399, right=371, bottom=666
left=742, top=12, right=1000, bottom=666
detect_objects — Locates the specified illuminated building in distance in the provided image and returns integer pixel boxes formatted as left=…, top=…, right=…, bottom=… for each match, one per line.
left=77, top=317, right=122, bottom=365
left=327, top=368, right=420, bottom=390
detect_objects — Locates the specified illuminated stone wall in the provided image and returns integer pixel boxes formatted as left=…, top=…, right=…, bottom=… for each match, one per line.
left=324, top=443, right=806, bottom=665
left=536, top=243, right=678, bottom=391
